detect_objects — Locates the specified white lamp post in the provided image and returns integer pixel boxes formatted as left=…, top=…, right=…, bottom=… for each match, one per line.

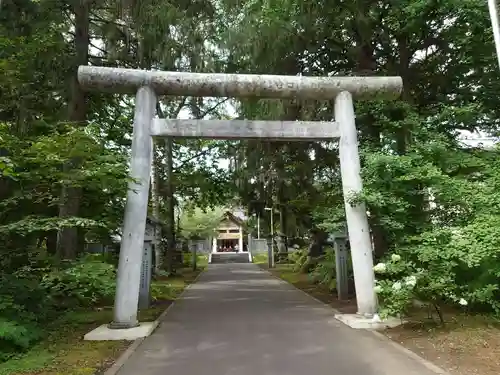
left=252, top=213, right=261, bottom=239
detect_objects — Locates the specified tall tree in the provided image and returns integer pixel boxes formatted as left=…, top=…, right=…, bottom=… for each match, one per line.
left=57, top=0, right=91, bottom=259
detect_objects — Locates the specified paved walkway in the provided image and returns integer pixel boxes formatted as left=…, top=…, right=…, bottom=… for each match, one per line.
left=117, top=264, right=440, bottom=375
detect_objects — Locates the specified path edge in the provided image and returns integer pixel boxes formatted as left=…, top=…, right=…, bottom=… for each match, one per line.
left=258, top=264, right=452, bottom=375
left=369, top=330, right=452, bottom=375
left=103, top=268, right=206, bottom=375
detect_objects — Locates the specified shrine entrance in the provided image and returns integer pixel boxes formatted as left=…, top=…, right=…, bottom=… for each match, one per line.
left=77, top=66, right=402, bottom=331
left=212, top=210, right=245, bottom=253
left=216, top=239, right=238, bottom=252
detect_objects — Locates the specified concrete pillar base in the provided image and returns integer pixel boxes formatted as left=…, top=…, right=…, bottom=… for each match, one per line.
left=334, top=313, right=404, bottom=330
left=108, top=321, right=140, bottom=330
left=85, top=322, right=158, bottom=341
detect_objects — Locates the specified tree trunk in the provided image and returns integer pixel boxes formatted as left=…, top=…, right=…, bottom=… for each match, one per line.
left=155, top=99, right=176, bottom=275
left=46, top=230, right=58, bottom=255
left=370, top=221, right=389, bottom=260
left=151, top=140, right=163, bottom=272
left=164, top=137, right=176, bottom=274
left=57, top=0, right=89, bottom=259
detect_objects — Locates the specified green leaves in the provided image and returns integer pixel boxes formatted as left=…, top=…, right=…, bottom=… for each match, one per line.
left=41, top=256, right=117, bottom=308
left=179, top=206, right=225, bottom=239
left=0, top=217, right=106, bottom=236
left=0, top=157, right=15, bottom=179
left=0, top=318, right=42, bottom=361
left=0, top=255, right=117, bottom=360
left=0, top=123, right=128, bottom=240
left=308, top=249, right=337, bottom=290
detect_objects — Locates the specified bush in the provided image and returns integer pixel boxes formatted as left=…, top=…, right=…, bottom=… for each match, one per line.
left=0, top=319, right=42, bottom=362
left=376, top=215, right=500, bottom=320
left=308, top=249, right=336, bottom=291
left=372, top=255, right=417, bottom=319
left=0, top=275, right=47, bottom=361
left=289, top=249, right=308, bottom=272
left=373, top=250, right=470, bottom=320
left=0, top=259, right=57, bottom=361
left=182, top=251, right=193, bottom=268
left=41, top=256, right=116, bottom=308
left=82, top=251, right=119, bottom=267
left=0, top=255, right=118, bottom=361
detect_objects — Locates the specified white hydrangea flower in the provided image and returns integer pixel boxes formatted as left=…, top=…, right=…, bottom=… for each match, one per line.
left=404, top=275, right=417, bottom=288
left=373, top=262, right=386, bottom=273
left=459, top=298, right=468, bottom=306
left=391, top=254, right=401, bottom=262
left=374, top=285, right=383, bottom=294
left=392, top=281, right=402, bottom=291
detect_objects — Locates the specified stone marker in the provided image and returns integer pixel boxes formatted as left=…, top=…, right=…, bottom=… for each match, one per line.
left=267, top=237, right=274, bottom=268
left=138, top=242, right=153, bottom=309
left=192, top=241, right=197, bottom=271
left=331, top=232, right=349, bottom=300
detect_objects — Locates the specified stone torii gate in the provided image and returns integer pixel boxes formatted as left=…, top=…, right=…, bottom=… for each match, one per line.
left=78, top=66, right=402, bottom=332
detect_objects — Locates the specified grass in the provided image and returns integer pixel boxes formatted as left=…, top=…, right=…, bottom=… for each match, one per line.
left=273, top=264, right=303, bottom=283
left=195, top=254, right=209, bottom=269
left=251, top=253, right=269, bottom=265
left=0, top=266, right=204, bottom=375
left=0, top=310, right=126, bottom=375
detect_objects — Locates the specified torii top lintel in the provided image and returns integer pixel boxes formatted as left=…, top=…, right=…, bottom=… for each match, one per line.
left=78, top=66, right=403, bottom=101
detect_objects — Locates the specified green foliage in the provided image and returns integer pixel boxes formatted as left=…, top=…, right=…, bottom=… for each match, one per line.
left=0, top=319, right=43, bottom=362
left=150, top=283, right=183, bottom=301
left=373, top=251, right=470, bottom=320
left=0, top=255, right=117, bottom=361
left=0, top=273, right=47, bottom=362
left=308, top=249, right=336, bottom=291
left=0, top=124, right=129, bottom=238
left=289, top=249, right=308, bottom=273
left=181, top=252, right=209, bottom=269
left=369, top=146, right=500, bottom=319
left=251, top=253, right=269, bottom=264
left=179, top=206, right=225, bottom=239
left=372, top=255, right=418, bottom=319
left=182, top=251, right=193, bottom=268
left=41, top=256, right=116, bottom=308
left=0, top=157, right=15, bottom=179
